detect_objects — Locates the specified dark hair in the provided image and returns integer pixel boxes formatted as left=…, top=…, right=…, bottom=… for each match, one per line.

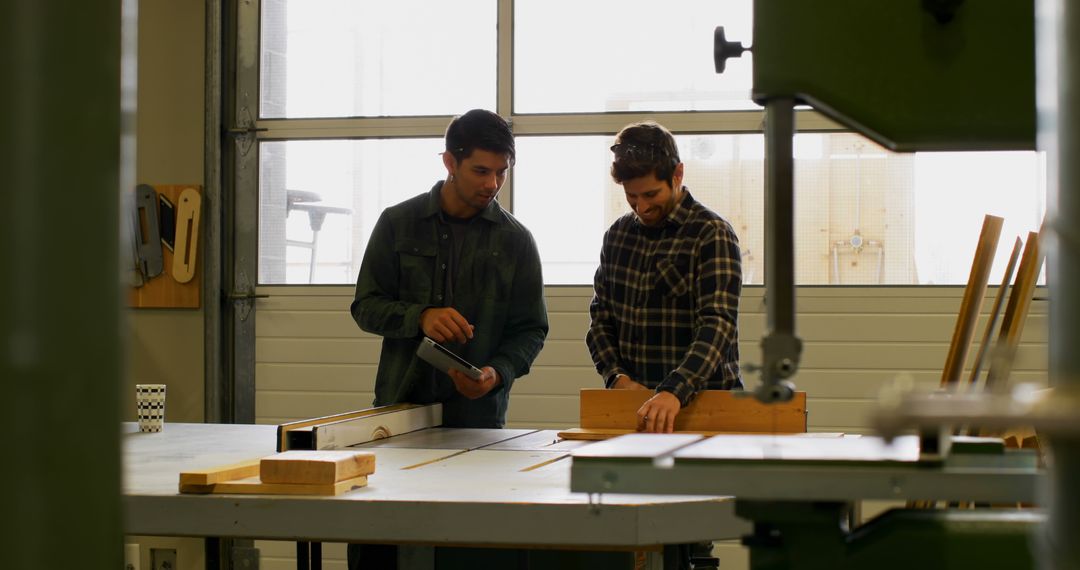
left=610, top=122, right=680, bottom=185
left=445, top=109, right=516, bottom=165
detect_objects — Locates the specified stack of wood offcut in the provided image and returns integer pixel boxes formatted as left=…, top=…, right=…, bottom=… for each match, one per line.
left=179, top=450, right=375, bottom=496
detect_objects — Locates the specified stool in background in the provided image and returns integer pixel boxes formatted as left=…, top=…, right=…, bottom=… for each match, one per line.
left=286, top=189, right=351, bottom=283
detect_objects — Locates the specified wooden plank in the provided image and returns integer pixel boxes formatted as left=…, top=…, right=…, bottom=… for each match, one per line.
left=985, top=230, right=1045, bottom=391
left=180, top=474, right=368, bottom=496
left=259, top=450, right=376, bottom=485
left=559, top=427, right=733, bottom=441
left=577, top=389, right=807, bottom=434
left=558, top=427, right=847, bottom=442
left=940, top=214, right=1003, bottom=387
left=177, top=459, right=260, bottom=486
left=312, top=404, right=443, bottom=450
left=968, top=236, right=1023, bottom=387
left=276, top=403, right=424, bottom=452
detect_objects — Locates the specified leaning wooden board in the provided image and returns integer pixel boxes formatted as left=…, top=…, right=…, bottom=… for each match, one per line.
left=558, top=389, right=807, bottom=440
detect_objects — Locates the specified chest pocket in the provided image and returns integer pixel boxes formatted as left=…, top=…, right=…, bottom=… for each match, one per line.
left=656, top=255, right=691, bottom=298
left=471, top=244, right=516, bottom=300
left=395, top=239, right=437, bottom=301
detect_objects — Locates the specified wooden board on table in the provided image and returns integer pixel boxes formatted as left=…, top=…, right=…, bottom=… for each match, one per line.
left=559, top=427, right=723, bottom=441
left=313, top=403, right=442, bottom=450
left=179, top=451, right=375, bottom=495
left=180, top=474, right=368, bottom=496
left=128, top=184, right=202, bottom=308
left=178, top=459, right=260, bottom=486
left=558, top=427, right=842, bottom=442
left=277, top=403, right=438, bottom=452
left=260, top=450, right=376, bottom=484
left=568, top=389, right=807, bottom=440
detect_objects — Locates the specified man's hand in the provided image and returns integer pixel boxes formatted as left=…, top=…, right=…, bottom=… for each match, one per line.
left=448, top=366, right=501, bottom=399
left=637, top=391, right=681, bottom=433
left=612, top=374, right=649, bottom=390
left=420, top=307, right=475, bottom=344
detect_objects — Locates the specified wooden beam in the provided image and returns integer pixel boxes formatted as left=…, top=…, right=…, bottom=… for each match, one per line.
left=260, top=450, right=376, bottom=485
left=985, top=230, right=1044, bottom=391
left=967, top=236, right=1023, bottom=388
left=276, top=403, right=430, bottom=452
left=573, top=389, right=806, bottom=434
left=941, top=214, right=1003, bottom=387
left=311, top=403, right=442, bottom=450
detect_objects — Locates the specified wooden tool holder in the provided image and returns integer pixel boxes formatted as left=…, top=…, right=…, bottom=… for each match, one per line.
left=128, top=184, right=202, bottom=308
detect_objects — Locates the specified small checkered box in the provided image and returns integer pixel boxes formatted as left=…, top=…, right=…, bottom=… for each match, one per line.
left=136, top=384, right=166, bottom=432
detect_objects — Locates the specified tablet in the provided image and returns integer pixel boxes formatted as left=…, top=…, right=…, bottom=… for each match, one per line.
left=416, top=337, right=483, bottom=380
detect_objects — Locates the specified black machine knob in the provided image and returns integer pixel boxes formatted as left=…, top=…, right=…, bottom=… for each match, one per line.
left=714, top=26, right=748, bottom=74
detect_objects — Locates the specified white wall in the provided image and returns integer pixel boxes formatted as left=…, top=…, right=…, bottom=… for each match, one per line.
left=254, top=285, right=1048, bottom=431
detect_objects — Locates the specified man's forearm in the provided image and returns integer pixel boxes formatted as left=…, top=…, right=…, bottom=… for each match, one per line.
left=488, top=324, right=547, bottom=390
left=352, top=294, right=427, bottom=339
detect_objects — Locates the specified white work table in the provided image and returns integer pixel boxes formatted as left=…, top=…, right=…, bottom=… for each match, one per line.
left=123, top=423, right=748, bottom=548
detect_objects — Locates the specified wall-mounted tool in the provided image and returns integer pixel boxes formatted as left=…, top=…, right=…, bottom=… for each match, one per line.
left=158, top=194, right=176, bottom=251
left=134, top=184, right=164, bottom=279
left=172, top=187, right=201, bottom=283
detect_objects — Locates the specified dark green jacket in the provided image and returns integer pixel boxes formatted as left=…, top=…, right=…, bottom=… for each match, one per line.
left=350, top=182, right=549, bottom=428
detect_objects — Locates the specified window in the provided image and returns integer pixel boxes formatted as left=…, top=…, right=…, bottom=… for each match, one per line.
left=258, top=138, right=445, bottom=284
left=514, top=0, right=755, bottom=113
left=260, top=0, right=496, bottom=118
left=253, top=1, right=1045, bottom=287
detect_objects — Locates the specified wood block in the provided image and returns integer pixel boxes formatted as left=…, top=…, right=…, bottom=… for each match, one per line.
left=578, top=389, right=807, bottom=434
left=260, top=450, right=376, bottom=485
left=180, top=474, right=368, bottom=496
left=178, top=459, right=260, bottom=486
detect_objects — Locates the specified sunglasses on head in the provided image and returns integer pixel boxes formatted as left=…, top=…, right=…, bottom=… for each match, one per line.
left=610, top=142, right=677, bottom=163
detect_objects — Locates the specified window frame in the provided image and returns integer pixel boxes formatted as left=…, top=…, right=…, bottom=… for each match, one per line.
left=248, top=0, right=1038, bottom=289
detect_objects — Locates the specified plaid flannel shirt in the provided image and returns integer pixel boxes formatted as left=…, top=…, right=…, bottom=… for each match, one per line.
left=586, top=189, right=742, bottom=406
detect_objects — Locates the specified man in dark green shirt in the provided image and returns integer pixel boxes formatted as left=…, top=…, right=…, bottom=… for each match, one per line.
left=350, top=109, right=549, bottom=429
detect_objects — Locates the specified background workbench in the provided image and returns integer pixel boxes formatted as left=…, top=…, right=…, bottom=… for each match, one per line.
left=123, top=423, right=747, bottom=558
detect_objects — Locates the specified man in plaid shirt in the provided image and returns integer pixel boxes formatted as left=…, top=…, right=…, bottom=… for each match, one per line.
left=587, top=121, right=743, bottom=434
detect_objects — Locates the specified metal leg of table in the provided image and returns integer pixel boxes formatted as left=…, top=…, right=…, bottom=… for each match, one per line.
left=296, top=541, right=323, bottom=570
left=296, top=542, right=309, bottom=570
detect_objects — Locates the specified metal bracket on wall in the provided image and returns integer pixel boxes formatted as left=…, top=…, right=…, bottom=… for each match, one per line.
left=226, top=289, right=268, bottom=322
left=226, top=269, right=268, bottom=322
left=225, top=106, right=266, bottom=157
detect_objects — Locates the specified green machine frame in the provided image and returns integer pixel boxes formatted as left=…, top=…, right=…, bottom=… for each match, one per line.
left=715, top=1, right=1059, bottom=569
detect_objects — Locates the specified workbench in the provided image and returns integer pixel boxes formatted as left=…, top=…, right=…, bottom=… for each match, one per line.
left=123, top=423, right=748, bottom=567
left=570, top=433, right=1046, bottom=569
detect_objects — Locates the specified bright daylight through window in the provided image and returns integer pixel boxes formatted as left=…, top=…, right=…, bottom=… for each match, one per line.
left=256, top=0, right=1045, bottom=287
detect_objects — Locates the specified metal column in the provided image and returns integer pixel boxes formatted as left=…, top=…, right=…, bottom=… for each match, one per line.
left=2, top=0, right=132, bottom=567
left=1038, top=1, right=1080, bottom=567
left=758, top=98, right=802, bottom=403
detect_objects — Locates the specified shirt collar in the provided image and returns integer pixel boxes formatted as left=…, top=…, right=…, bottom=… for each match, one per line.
left=635, top=186, right=694, bottom=229
left=422, top=180, right=504, bottom=223
left=667, top=187, right=695, bottom=227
